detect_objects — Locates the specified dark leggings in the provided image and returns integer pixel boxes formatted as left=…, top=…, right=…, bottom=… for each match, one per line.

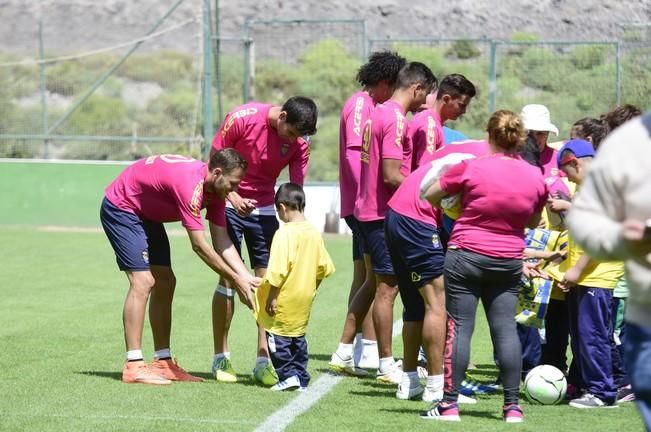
left=443, top=248, right=523, bottom=405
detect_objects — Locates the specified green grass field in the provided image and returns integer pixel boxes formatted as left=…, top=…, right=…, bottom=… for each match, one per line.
left=0, top=227, right=644, bottom=431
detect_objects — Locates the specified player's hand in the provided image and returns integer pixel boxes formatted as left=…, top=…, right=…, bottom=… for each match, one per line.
left=233, top=274, right=255, bottom=310
left=265, top=297, right=277, bottom=316
left=228, top=192, right=257, bottom=217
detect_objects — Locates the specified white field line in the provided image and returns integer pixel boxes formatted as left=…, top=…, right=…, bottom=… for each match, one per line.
left=254, top=319, right=404, bottom=432
left=0, top=412, right=257, bottom=425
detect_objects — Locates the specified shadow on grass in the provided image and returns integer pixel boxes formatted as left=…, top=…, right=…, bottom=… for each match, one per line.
left=459, top=410, right=502, bottom=420
left=380, top=407, right=422, bottom=415
left=308, top=353, right=333, bottom=361
left=77, top=371, right=122, bottom=381
left=468, top=363, right=500, bottom=378
left=349, top=389, right=396, bottom=398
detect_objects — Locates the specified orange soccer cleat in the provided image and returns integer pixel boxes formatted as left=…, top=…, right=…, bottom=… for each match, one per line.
left=151, top=358, right=204, bottom=382
left=122, top=360, right=172, bottom=385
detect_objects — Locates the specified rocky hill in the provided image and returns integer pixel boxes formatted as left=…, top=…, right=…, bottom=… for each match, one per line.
left=1, top=0, right=650, bottom=55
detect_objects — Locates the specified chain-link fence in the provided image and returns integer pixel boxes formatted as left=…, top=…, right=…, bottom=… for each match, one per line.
left=0, top=0, right=204, bottom=160
left=2, top=9, right=649, bottom=169
left=369, top=38, right=492, bottom=139
left=493, top=41, right=619, bottom=138
left=619, top=24, right=651, bottom=112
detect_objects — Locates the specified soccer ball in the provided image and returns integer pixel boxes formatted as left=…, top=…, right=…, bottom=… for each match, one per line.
left=523, top=365, right=567, bottom=405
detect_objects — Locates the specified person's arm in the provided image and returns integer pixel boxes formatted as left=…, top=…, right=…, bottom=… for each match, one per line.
left=382, top=158, right=405, bottom=190
left=423, top=160, right=468, bottom=208
left=289, top=139, right=310, bottom=185
left=187, top=228, right=256, bottom=308
left=526, top=211, right=543, bottom=229
left=558, top=254, right=594, bottom=292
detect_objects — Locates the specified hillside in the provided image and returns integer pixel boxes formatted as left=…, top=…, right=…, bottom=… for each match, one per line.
left=1, top=0, right=650, bottom=54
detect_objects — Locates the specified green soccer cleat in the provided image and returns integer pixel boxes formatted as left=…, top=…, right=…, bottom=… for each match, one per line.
left=212, top=357, right=237, bottom=383
left=252, top=362, right=279, bottom=387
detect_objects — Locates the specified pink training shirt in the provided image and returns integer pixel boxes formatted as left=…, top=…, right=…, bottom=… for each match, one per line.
left=388, top=161, right=440, bottom=226
left=439, top=153, right=548, bottom=259
left=355, top=99, right=412, bottom=222
left=105, top=155, right=226, bottom=231
left=339, top=91, right=374, bottom=218
left=409, top=108, right=444, bottom=169
left=211, top=102, right=310, bottom=207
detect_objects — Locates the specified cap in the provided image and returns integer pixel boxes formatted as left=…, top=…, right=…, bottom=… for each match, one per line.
left=521, top=104, right=559, bottom=136
left=557, top=139, right=595, bottom=166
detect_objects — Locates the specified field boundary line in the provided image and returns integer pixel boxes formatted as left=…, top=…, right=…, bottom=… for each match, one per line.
left=253, top=319, right=403, bottom=432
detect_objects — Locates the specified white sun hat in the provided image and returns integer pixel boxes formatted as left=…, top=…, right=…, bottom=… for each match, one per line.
left=521, top=104, right=559, bottom=135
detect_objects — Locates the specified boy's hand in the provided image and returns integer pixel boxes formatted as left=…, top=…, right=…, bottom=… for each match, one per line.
left=559, top=266, right=581, bottom=292
left=265, top=297, right=277, bottom=316
left=548, top=197, right=571, bottom=213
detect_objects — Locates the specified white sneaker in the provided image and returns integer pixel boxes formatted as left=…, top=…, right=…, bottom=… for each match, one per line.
left=376, top=361, right=403, bottom=384
left=417, top=366, right=428, bottom=379
left=422, top=387, right=444, bottom=403
left=353, top=336, right=363, bottom=367
left=328, top=352, right=369, bottom=377
left=270, top=375, right=301, bottom=391
left=458, top=393, right=477, bottom=404
left=357, top=344, right=379, bottom=370
left=397, top=381, right=424, bottom=400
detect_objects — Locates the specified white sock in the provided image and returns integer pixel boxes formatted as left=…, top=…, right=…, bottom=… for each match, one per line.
left=256, top=356, right=269, bottom=367
left=361, top=339, right=377, bottom=346
left=154, top=348, right=171, bottom=360
left=400, top=371, right=419, bottom=387
left=427, top=374, right=444, bottom=391
left=213, top=352, right=230, bottom=363
left=379, top=357, right=395, bottom=372
left=336, top=343, right=354, bottom=358
left=126, top=349, right=143, bottom=361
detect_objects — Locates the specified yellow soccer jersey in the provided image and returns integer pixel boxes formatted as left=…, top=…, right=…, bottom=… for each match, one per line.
left=255, top=221, right=335, bottom=337
left=566, top=237, right=624, bottom=289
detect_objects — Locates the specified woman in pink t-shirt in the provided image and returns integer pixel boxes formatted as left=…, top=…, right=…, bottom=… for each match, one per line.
left=420, top=110, right=548, bottom=423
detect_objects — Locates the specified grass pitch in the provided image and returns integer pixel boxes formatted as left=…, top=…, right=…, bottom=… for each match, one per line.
left=0, top=227, right=643, bottom=431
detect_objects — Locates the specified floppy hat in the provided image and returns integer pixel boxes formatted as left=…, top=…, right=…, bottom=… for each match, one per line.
left=557, top=139, right=595, bottom=166
left=521, top=104, right=559, bottom=135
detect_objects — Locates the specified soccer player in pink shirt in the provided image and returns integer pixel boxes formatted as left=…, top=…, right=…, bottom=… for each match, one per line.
left=209, top=96, right=318, bottom=384
left=339, top=51, right=406, bottom=371
left=329, top=62, right=436, bottom=384
left=410, top=74, right=476, bottom=169
left=421, top=110, right=548, bottom=423
left=100, top=149, right=258, bottom=385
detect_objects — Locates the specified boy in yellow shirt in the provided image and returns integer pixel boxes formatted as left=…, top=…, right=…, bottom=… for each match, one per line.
left=557, top=139, right=624, bottom=408
left=255, top=183, right=336, bottom=391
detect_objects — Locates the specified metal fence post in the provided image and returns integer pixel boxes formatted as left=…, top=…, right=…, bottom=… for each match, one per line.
left=38, top=20, right=49, bottom=158
left=213, top=0, right=223, bottom=123
left=243, top=37, right=254, bottom=102
left=488, top=40, right=497, bottom=114
left=202, top=0, right=214, bottom=158
left=616, top=42, right=622, bottom=105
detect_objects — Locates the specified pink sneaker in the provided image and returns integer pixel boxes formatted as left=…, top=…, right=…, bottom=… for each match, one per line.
left=503, top=404, right=524, bottom=423
left=420, top=402, right=461, bottom=422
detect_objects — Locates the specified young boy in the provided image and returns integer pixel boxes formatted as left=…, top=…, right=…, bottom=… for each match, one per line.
left=557, top=139, right=625, bottom=408
left=255, top=183, right=335, bottom=391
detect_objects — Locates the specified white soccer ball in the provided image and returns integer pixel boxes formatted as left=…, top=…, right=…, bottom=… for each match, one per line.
left=523, top=365, right=567, bottom=405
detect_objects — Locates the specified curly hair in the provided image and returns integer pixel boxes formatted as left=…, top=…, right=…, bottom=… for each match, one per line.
left=356, top=50, right=407, bottom=87
left=602, top=104, right=642, bottom=133
left=571, top=117, right=606, bottom=149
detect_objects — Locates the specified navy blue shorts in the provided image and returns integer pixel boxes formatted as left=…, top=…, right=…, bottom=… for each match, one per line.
left=226, top=207, right=279, bottom=269
left=100, top=197, right=171, bottom=271
left=344, top=215, right=364, bottom=261
left=359, top=219, right=394, bottom=276
left=385, top=208, right=445, bottom=321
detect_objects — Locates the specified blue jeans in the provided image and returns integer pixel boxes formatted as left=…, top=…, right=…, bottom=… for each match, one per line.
left=623, top=321, right=651, bottom=431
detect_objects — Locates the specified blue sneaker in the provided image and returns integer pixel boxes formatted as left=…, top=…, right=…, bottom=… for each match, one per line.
left=459, top=374, right=498, bottom=396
